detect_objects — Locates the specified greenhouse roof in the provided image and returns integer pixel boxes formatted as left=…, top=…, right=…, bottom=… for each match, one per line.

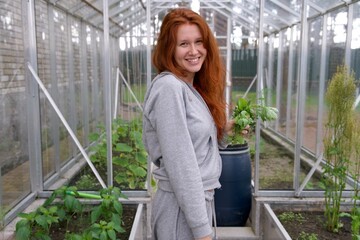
left=48, top=0, right=356, bottom=38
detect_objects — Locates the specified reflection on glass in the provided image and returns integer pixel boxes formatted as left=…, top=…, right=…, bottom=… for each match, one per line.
left=288, top=24, right=300, bottom=142
left=35, top=0, right=55, bottom=179
left=278, top=28, right=291, bottom=137
left=303, top=17, right=323, bottom=154
left=0, top=3, right=30, bottom=212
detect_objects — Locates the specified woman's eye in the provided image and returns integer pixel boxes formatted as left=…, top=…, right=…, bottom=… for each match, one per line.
left=180, top=42, right=188, bottom=46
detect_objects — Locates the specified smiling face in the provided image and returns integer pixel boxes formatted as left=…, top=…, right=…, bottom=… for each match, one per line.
left=174, top=23, right=207, bottom=84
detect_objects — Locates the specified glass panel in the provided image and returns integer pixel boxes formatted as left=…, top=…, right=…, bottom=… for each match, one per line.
left=302, top=17, right=324, bottom=190
left=322, top=7, right=350, bottom=191
left=35, top=0, right=55, bottom=179
left=321, top=7, right=348, bottom=157
left=230, top=19, right=257, bottom=103
left=303, top=17, right=323, bottom=154
left=86, top=25, right=95, bottom=134
left=96, top=31, right=105, bottom=125
left=263, top=36, right=270, bottom=95
left=53, top=8, right=72, bottom=165
left=288, top=24, right=300, bottom=142
left=260, top=32, right=295, bottom=190
left=349, top=2, right=360, bottom=188
left=327, top=8, right=347, bottom=80
left=278, top=28, right=291, bottom=137
left=269, top=34, right=278, bottom=127
left=351, top=2, right=360, bottom=81
left=71, top=19, right=85, bottom=145
left=0, top=0, right=30, bottom=212
left=265, top=0, right=300, bottom=30
left=310, top=0, right=344, bottom=10
left=259, top=25, right=303, bottom=190
left=276, top=0, right=302, bottom=14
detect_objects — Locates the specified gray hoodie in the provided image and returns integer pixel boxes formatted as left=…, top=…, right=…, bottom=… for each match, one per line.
left=142, top=72, right=223, bottom=238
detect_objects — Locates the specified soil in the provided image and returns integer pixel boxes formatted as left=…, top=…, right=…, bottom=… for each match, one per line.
left=249, top=135, right=321, bottom=190
left=275, top=210, right=353, bottom=240
left=48, top=204, right=136, bottom=239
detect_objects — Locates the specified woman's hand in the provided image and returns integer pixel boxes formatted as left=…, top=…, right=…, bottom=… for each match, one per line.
left=224, top=119, right=235, bottom=136
left=225, top=120, right=250, bottom=136
left=241, top=124, right=250, bottom=136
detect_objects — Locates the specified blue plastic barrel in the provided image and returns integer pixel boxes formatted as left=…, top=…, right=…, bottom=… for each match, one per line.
left=214, top=144, right=252, bottom=226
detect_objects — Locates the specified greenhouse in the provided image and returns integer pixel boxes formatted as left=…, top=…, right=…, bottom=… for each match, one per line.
left=1, top=0, right=360, bottom=239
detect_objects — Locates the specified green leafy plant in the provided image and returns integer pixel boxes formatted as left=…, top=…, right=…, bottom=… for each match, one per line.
left=322, top=65, right=357, bottom=233
left=89, top=220, right=123, bottom=240
left=349, top=120, right=360, bottom=240
left=15, top=186, right=129, bottom=239
left=278, top=212, right=305, bottom=224
left=15, top=206, right=59, bottom=240
left=76, top=174, right=101, bottom=190
left=46, top=186, right=83, bottom=227
left=91, top=187, right=127, bottom=225
left=228, top=97, right=278, bottom=145
left=340, top=208, right=360, bottom=240
left=89, top=118, right=147, bottom=189
left=340, top=118, right=360, bottom=239
left=297, top=231, right=318, bottom=240
left=65, top=232, right=93, bottom=240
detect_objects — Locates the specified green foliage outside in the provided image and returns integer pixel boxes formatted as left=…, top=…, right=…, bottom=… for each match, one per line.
left=121, top=84, right=147, bottom=103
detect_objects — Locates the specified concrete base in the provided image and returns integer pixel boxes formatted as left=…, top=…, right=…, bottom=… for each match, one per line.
left=216, top=226, right=259, bottom=240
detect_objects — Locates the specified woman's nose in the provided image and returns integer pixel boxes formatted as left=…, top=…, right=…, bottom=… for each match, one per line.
left=189, top=44, right=198, bottom=54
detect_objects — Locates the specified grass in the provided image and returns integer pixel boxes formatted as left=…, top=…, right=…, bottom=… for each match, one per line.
left=121, top=83, right=147, bottom=103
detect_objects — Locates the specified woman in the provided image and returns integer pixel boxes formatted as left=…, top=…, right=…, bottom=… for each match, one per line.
left=142, top=8, right=233, bottom=240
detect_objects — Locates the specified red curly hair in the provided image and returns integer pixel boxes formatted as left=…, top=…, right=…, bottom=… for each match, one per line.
left=152, top=8, right=227, bottom=139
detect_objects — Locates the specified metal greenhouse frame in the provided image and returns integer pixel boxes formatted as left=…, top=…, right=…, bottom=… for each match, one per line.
left=1, top=0, right=360, bottom=238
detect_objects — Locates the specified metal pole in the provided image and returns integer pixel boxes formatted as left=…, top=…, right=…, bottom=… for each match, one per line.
left=294, top=0, right=309, bottom=191
left=48, top=4, right=60, bottom=173
left=255, top=0, right=265, bottom=196
left=146, top=0, right=151, bottom=87
left=114, top=68, right=120, bottom=119
left=103, top=0, right=113, bottom=187
left=286, top=26, right=295, bottom=138
left=316, top=14, right=328, bottom=156
left=25, top=0, right=43, bottom=192
left=275, top=31, right=283, bottom=132
left=345, top=4, right=353, bottom=68
left=225, top=17, right=232, bottom=118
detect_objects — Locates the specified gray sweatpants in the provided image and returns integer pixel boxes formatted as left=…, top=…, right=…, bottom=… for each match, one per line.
left=151, top=188, right=214, bottom=240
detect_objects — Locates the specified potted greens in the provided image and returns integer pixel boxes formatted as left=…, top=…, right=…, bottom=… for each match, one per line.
left=215, top=96, right=278, bottom=226
left=228, top=97, right=278, bottom=145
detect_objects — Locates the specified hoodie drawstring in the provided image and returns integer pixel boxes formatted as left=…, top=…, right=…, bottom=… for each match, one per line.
left=212, top=197, right=218, bottom=240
